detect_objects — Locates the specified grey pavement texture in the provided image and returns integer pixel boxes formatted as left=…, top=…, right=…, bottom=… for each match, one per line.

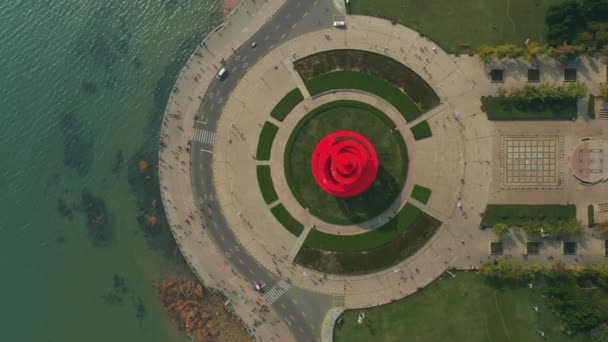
left=159, top=4, right=608, bottom=342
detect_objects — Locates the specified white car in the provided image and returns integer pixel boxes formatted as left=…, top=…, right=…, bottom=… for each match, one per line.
left=333, top=21, right=345, bottom=28
left=216, top=67, right=227, bottom=80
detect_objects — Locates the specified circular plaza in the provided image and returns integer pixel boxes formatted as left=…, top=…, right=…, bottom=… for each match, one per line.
left=209, top=15, right=490, bottom=306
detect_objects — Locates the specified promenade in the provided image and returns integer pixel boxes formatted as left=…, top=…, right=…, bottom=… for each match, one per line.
left=158, top=6, right=608, bottom=342
left=157, top=0, right=294, bottom=340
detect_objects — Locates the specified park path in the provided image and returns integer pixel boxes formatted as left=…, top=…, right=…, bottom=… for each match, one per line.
left=160, top=7, right=608, bottom=342
left=156, top=0, right=296, bottom=341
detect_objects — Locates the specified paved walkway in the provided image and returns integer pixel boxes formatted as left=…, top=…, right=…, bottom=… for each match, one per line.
left=157, top=0, right=294, bottom=341
left=270, top=90, right=419, bottom=235
left=212, top=13, right=608, bottom=313
left=160, top=8, right=608, bottom=342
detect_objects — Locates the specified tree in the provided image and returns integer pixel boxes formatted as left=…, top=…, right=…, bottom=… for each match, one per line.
left=563, top=82, right=588, bottom=98
left=600, top=83, right=608, bottom=98
left=492, top=223, right=510, bottom=239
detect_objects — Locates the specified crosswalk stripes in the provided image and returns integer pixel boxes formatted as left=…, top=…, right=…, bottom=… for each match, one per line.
left=193, top=128, right=216, bottom=145
left=263, top=280, right=291, bottom=305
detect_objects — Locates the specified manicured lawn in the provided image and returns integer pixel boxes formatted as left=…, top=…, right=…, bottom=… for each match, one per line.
left=270, top=203, right=304, bottom=236
left=482, top=96, right=577, bottom=120
left=411, top=184, right=431, bottom=204
left=305, top=71, right=422, bottom=122
left=284, top=100, right=408, bottom=225
left=348, top=0, right=566, bottom=53
left=480, top=204, right=576, bottom=227
left=255, top=121, right=278, bottom=160
left=304, top=203, right=425, bottom=252
left=410, top=120, right=432, bottom=140
left=294, top=50, right=439, bottom=112
left=270, top=88, right=304, bottom=122
left=256, top=165, right=278, bottom=204
left=294, top=204, right=440, bottom=274
left=334, top=272, right=580, bottom=342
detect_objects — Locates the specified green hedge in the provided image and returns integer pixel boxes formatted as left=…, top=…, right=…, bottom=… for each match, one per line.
left=588, top=204, right=595, bottom=228
left=256, top=165, right=278, bottom=204
left=293, top=49, right=440, bottom=110
left=295, top=204, right=441, bottom=274
left=480, top=205, right=577, bottom=227
left=255, top=121, right=278, bottom=160
left=410, top=120, right=432, bottom=140
left=411, top=185, right=431, bottom=204
left=270, top=88, right=304, bottom=122
left=270, top=204, right=304, bottom=236
left=305, top=70, right=422, bottom=122
left=482, top=96, right=577, bottom=121
left=304, top=203, right=421, bottom=252
left=588, top=95, right=596, bottom=119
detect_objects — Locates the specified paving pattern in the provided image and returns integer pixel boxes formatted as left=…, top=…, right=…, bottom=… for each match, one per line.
left=501, top=135, right=562, bottom=189
left=158, top=3, right=608, bottom=341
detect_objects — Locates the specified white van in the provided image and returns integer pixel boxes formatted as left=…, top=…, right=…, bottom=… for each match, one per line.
left=216, top=67, right=227, bottom=80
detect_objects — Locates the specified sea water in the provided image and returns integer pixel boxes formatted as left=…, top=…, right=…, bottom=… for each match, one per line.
left=0, top=0, right=221, bottom=340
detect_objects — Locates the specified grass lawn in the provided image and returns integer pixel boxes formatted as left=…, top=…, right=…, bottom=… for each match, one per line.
left=410, top=120, right=432, bottom=140
left=348, top=0, right=566, bottom=53
left=334, top=272, right=580, bottom=342
left=305, top=71, right=422, bottom=122
left=304, top=203, right=425, bottom=252
left=284, top=100, right=408, bottom=225
left=256, top=165, right=278, bottom=204
left=482, top=96, right=577, bottom=120
left=295, top=50, right=439, bottom=111
left=411, top=184, right=431, bottom=204
left=270, top=88, right=304, bottom=122
left=480, top=204, right=577, bottom=227
left=270, top=203, right=304, bottom=236
left=255, top=121, right=278, bottom=160
left=294, top=204, right=440, bottom=274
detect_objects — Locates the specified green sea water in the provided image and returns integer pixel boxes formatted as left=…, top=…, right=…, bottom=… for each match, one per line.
left=0, top=0, right=222, bottom=340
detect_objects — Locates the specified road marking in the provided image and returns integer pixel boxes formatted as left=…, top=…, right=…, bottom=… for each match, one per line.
left=194, top=128, right=216, bottom=145
left=291, top=23, right=296, bottom=29
left=285, top=13, right=291, bottom=19
left=264, top=35, right=269, bottom=41
left=303, top=11, right=308, bottom=17
left=274, top=24, right=280, bottom=31
left=263, top=280, right=291, bottom=305
left=296, top=2, right=301, bottom=8
left=280, top=33, right=286, bottom=39
left=200, top=149, right=213, bottom=154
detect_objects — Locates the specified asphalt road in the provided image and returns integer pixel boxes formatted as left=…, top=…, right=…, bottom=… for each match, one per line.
left=189, top=1, right=341, bottom=340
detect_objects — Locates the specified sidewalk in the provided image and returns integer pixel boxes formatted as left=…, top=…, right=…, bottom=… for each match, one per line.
left=157, top=0, right=294, bottom=340
left=211, top=14, right=608, bottom=312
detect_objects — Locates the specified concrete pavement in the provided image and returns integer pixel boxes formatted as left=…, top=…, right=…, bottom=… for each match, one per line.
left=159, top=4, right=608, bottom=342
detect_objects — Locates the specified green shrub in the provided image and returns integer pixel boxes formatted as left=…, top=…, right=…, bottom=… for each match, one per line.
left=589, top=95, right=596, bottom=119
left=481, top=205, right=576, bottom=227
left=270, top=204, right=304, bottom=236
left=256, top=121, right=278, bottom=160
left=410, top=120, right=432, bottom=140
left=270, top=88, right=304, bottom=122
left=305, top=71, right=422, bottom=122
left=256, top=165, right=278, bottom=204
left=410, top=184, right=431, bottom=204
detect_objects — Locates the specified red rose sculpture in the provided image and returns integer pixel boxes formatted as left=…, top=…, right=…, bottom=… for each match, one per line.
left=311, top=131, right=379, bottom=198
